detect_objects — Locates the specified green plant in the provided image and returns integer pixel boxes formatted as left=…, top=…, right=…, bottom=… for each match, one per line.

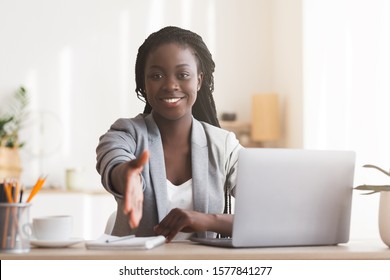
left=354, top=164, right=390, bottom=194
left=0, top=86, right=29, bottom=148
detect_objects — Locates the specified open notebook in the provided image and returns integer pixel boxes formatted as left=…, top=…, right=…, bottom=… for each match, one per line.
left=192, top=148, right=356, bottom=248
left=85, top=234, right=166, bottom=250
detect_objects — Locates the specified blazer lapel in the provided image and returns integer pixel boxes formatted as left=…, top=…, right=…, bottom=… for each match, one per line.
left=191, top=119, right=209, bottom=213
left=145, top=115, right=209, bottom=220
left=145, top=114, right=168, bottom=222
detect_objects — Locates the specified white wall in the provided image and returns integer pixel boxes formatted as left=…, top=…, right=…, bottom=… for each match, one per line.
left=271, top=0, right=303, bottom=148
left=303, top=0, right=390, bottom=240
left=0, top=0, right=281, bottom=189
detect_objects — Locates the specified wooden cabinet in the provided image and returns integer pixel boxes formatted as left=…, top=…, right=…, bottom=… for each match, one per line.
left=220, top=121, right=261, bottom=147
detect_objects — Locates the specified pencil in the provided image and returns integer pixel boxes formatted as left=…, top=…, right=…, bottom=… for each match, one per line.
left=26, top=176, right=47, bottom=203
left=4, top=182, right=13, bottom=203
left=1, top=206, right=10, bottom=249
left=14, top=181, right=20, bottom=203
left=0, top=183, right=5, bottom=203
left=1, top=182, right=12, bottom=249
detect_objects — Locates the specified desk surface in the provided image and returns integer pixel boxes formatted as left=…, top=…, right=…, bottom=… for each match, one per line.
left=1, top=239, right=389, bottom=260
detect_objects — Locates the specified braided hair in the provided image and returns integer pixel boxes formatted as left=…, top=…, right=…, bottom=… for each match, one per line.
left=135, top=26, right=220, bottom=128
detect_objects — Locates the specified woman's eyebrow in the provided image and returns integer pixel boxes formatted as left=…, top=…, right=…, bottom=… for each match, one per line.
left=147, top=65, right=163, bottom=69
left=148, top=64, right=191, bottom=70
left=176, top=63, right=191, bottom=67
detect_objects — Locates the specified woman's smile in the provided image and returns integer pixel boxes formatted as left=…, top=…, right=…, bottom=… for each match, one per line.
left=161, top=96, right=184, bottom=104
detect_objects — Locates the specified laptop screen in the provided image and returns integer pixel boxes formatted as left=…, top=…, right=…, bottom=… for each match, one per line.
left=231, top=148, right=355, bottom=247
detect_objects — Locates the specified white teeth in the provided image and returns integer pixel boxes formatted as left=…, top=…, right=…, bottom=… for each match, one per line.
left=163, top=98, right=181, bottom=103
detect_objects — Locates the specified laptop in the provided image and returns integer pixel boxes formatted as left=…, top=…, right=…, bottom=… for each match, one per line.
left=191, top=148, right=356, bottom=248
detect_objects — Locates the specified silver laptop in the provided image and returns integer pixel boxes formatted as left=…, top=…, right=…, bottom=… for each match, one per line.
left=191, top=148, right=356, bottom=248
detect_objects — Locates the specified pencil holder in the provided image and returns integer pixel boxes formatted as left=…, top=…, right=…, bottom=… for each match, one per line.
left=0, top=203, right=31, bottom=253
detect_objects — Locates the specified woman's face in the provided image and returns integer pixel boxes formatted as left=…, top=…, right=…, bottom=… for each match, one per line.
left=144, top=43, right=203, bottom=123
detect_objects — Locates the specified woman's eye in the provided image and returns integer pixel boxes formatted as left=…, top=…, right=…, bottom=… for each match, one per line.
left=151, top=73, right=163, bottom=79
left=178, top=73, right=190, bottom=79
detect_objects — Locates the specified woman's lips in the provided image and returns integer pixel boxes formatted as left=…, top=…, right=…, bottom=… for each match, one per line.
left=160, top=97, right=184, bottom=104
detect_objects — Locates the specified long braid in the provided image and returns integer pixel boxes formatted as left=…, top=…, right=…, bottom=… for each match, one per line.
left=135, top=26, right=220, bottom=128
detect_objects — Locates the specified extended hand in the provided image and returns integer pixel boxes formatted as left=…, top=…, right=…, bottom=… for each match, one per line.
left=123, top=150, right=149, bottom=229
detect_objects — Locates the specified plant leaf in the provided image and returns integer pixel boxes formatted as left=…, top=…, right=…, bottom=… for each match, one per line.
left=360, top=191, right=379, bottom=195
left=363, top=164, right=390, bottom=177
left=354, top=184, right=390, bottom=193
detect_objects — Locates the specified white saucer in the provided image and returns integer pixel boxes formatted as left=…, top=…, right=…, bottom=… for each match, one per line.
left=30, top=237, right=83, bottom=248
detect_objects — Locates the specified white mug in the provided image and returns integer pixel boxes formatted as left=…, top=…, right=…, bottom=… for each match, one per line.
left=32, top=215, right=73, bottom=241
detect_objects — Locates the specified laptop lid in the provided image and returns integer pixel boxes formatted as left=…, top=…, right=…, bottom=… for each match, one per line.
left=231, top=148, right=355, bottom=247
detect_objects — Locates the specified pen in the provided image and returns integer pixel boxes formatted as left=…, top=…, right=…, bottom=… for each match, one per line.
left=105, top=235, right=135, bottom=243
left=19, top=185, right=24, bottom=203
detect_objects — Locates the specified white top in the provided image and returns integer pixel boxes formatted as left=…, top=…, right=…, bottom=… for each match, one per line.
left=166, top=179, right=194, bottom=240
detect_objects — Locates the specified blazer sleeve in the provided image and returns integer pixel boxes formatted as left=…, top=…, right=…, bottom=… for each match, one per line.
left=223, top=131, right=242, bottom=197
left=95, top=118, right=140, bottom=197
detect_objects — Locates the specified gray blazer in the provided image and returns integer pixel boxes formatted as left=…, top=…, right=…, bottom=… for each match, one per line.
left=96, top=114, right=242, bottom=237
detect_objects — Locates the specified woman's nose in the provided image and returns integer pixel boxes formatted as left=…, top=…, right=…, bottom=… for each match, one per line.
left=163, top=77, right=178, bottom=91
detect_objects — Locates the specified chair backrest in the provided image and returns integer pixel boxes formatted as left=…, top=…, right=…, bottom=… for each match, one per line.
left=104, top=211, right=117, bottom=234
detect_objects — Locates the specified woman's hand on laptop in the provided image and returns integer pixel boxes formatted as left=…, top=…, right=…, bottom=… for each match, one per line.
left=154, top=209, right=209, bottom=242
left=154, top=209, right=233, bottom=242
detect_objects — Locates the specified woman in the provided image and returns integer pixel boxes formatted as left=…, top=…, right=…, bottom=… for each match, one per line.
left=96, top=26, right=242, bottom=242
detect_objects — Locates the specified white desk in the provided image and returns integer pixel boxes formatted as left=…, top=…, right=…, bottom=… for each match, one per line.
left=1, top=239, right=389, bottom=260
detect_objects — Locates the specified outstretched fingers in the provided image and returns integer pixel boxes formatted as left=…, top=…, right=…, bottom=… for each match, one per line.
left=123, top=150, right=150, bottom=228
left=130, top=150, right=149, bottom=169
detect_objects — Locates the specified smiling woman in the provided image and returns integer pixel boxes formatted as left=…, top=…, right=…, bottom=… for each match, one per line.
left=96, top=26, right=241, bottom=242
left=135, top=27, right=218, bottom=127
